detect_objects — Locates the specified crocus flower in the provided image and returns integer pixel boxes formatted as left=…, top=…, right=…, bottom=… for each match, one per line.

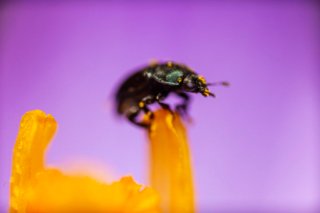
left=9, top=109, right=194, bottom=213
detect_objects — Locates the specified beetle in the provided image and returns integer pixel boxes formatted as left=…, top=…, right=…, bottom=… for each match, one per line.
left=115, top=61, right=228, bottom=128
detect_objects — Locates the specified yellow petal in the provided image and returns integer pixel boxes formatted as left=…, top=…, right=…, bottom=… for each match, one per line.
left=148, top=109, right=195, bottom=213
left=10, top=110, right=160, bottom=213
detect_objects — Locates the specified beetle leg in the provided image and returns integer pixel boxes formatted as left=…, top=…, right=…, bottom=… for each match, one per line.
left=127, top=110, right=150, bottom=128
left=155, top=93, right=173, bottom=114
left=142, top=106, right=154, bottom=120
left=175, top=92, right=190, bottom=116
left=158, top=102, right=172, bottom=112
left=139, top=96, right=155, bottom=120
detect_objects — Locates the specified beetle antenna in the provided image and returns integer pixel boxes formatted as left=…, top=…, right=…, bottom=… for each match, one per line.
left=207, top=81, right=230, bottom=87
left=209, top=92, right=216, bottom=97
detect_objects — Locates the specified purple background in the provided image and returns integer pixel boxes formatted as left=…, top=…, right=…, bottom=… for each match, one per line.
left=1, top=1, right=319, bottom=212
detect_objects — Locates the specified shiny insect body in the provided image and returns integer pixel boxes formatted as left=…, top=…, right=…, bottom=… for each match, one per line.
left=115, top=61, right=227, bottom=128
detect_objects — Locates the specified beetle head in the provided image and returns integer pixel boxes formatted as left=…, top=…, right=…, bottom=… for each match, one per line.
left=182, top=74, right=215, bottom=97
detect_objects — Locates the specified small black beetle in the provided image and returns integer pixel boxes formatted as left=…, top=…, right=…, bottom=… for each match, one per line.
left=115, top=61, right=228, bottom=128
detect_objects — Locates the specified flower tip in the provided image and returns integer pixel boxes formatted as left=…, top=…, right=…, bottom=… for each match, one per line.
left=10, top=110, right=58, bottom=213
left=146, top=109, right=184, bottom=132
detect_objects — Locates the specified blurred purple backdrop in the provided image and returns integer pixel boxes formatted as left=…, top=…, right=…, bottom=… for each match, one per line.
left=1, top=0, right=319, bottom=212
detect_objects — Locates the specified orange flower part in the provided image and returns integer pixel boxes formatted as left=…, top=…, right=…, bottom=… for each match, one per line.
left=10, top=110, right=160, bottom=213
left=147, top=110, right=195, bottom=213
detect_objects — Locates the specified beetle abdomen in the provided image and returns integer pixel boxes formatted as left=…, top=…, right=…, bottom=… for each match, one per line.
left=115, top=70, right=152, bottom=115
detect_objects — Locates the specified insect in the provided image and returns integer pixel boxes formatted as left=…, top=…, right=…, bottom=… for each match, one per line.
left=115, top=61, right=228, bottom=128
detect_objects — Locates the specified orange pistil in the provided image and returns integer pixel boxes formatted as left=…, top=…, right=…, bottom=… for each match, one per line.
left=147, top=110, right=195, bottom=213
